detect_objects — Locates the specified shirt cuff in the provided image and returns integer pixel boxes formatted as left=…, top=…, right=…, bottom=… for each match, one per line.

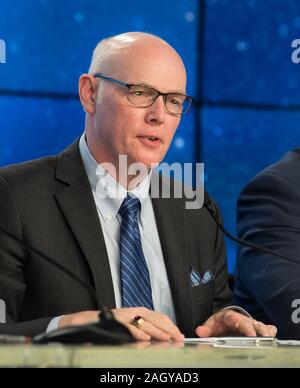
left=46, top=316, right=64, bottom=333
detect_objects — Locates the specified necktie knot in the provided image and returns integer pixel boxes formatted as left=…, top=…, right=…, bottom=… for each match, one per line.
left=119, top=194, right=140, bottom=218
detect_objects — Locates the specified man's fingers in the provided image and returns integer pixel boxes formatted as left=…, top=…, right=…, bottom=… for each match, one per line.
left=136, top=321, right=172, bottom=341
left=236, top=319, right=277, bottom=337
left=146, top=313, right=184, bottom=341
left=113, top=307, right=184, bottom=341
left=235, top=319, right=257, bottom=337
left=128, top=318, right=181, bottom=342
left=252, top=321, right=277, bottom=337
left=126, top=324, right=151, bottom=341
left=195, top=325, right=213, bottom=338
left=194, top=310, right=278, bottom=338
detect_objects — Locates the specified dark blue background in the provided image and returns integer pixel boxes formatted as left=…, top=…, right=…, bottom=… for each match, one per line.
left=1, top=0, right=300, bottom=272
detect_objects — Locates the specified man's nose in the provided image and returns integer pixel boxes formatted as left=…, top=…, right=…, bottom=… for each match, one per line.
left=145, top=96, right=166, bottom=125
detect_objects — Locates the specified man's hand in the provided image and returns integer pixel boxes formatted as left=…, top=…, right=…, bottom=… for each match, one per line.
left=59, top=307, right=185, bottom=342
left=196, top=309, right=277, bottom=338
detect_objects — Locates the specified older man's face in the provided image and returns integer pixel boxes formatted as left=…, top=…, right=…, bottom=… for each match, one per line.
left=92, top=39, right=187, bottom=169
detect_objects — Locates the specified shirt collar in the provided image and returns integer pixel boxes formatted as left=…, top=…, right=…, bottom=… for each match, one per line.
left=79, top=133, right=151, bottom=223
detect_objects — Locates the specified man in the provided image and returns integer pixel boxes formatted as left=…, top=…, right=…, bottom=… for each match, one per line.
left=0, top=32, right=276, bottom=340
left=235, top=149, right=300, bottom=339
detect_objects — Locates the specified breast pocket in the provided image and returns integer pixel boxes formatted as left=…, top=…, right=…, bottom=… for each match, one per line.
left=191, top=280, right=214, bottom=304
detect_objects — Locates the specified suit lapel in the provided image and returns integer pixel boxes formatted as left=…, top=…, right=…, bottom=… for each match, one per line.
left=54, top=141, right=116, bottom=309
left=151, top=196, right=195, bottom=336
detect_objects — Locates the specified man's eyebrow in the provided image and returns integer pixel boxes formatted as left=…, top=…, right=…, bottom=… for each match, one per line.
left=133, top=81, right=186, bottom=95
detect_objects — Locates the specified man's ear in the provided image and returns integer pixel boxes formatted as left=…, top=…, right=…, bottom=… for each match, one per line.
left=78, top=74, right=97, bottom=114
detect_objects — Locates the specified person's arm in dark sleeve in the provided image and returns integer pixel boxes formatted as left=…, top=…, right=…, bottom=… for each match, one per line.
left=237, top=171, right=300, bottom=339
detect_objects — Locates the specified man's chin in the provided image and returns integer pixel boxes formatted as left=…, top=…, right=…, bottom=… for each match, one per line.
left=129, top=153, right=163, bottom=170
left=136, top=159, right=161, bottom=171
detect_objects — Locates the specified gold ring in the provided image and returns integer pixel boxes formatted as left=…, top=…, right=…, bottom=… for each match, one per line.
left=253, top=320, right=259, bottom=326
left=131, top=315, right=145, bottom=329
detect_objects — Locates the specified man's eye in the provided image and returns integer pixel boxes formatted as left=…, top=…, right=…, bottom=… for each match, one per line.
left=170, top=98, right=182, bottom=106
left=133, top=90, right=145, bottom=97
left=131, top=90, right=152, bottom=97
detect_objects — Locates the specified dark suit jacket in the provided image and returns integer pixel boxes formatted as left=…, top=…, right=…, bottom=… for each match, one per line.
left=234, top=149, right=300, bottom=339
left=0, top=140, right=232, bottom=337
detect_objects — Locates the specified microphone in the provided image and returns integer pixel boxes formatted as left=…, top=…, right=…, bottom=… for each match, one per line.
left=0, top=223, right=134, bottom=344
left=203, top=195, right=300, bottom=266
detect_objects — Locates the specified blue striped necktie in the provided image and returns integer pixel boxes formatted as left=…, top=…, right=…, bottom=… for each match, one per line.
left=118, top=194, right=154, bottom=309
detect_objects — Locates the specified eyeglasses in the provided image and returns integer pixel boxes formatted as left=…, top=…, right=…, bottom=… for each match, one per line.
left=94, top=73, right=193, bottom=115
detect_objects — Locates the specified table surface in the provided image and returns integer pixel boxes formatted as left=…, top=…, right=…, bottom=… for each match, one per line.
left=0, top=340, right=299, bottom=367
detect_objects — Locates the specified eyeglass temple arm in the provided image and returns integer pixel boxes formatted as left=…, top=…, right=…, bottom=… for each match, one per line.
left=94, top=73, right=129, bottom=88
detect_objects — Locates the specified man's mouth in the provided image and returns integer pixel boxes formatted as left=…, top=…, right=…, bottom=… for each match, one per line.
left=138, top=134, right=162, bottom=141
left=137, top=135, right=162, bottom=147
left=147, top=135, right=159, bottom=141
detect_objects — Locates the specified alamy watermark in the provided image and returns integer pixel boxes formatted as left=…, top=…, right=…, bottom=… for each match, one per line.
left=94, top=156, right=205, bottom=210
left=291, top=299, right=300, bottom=324
left=291, top=39, right=300, bottom=64
left=0, top=39, right=6, bottom=64
left=0, top=299, right=5, bottom=323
